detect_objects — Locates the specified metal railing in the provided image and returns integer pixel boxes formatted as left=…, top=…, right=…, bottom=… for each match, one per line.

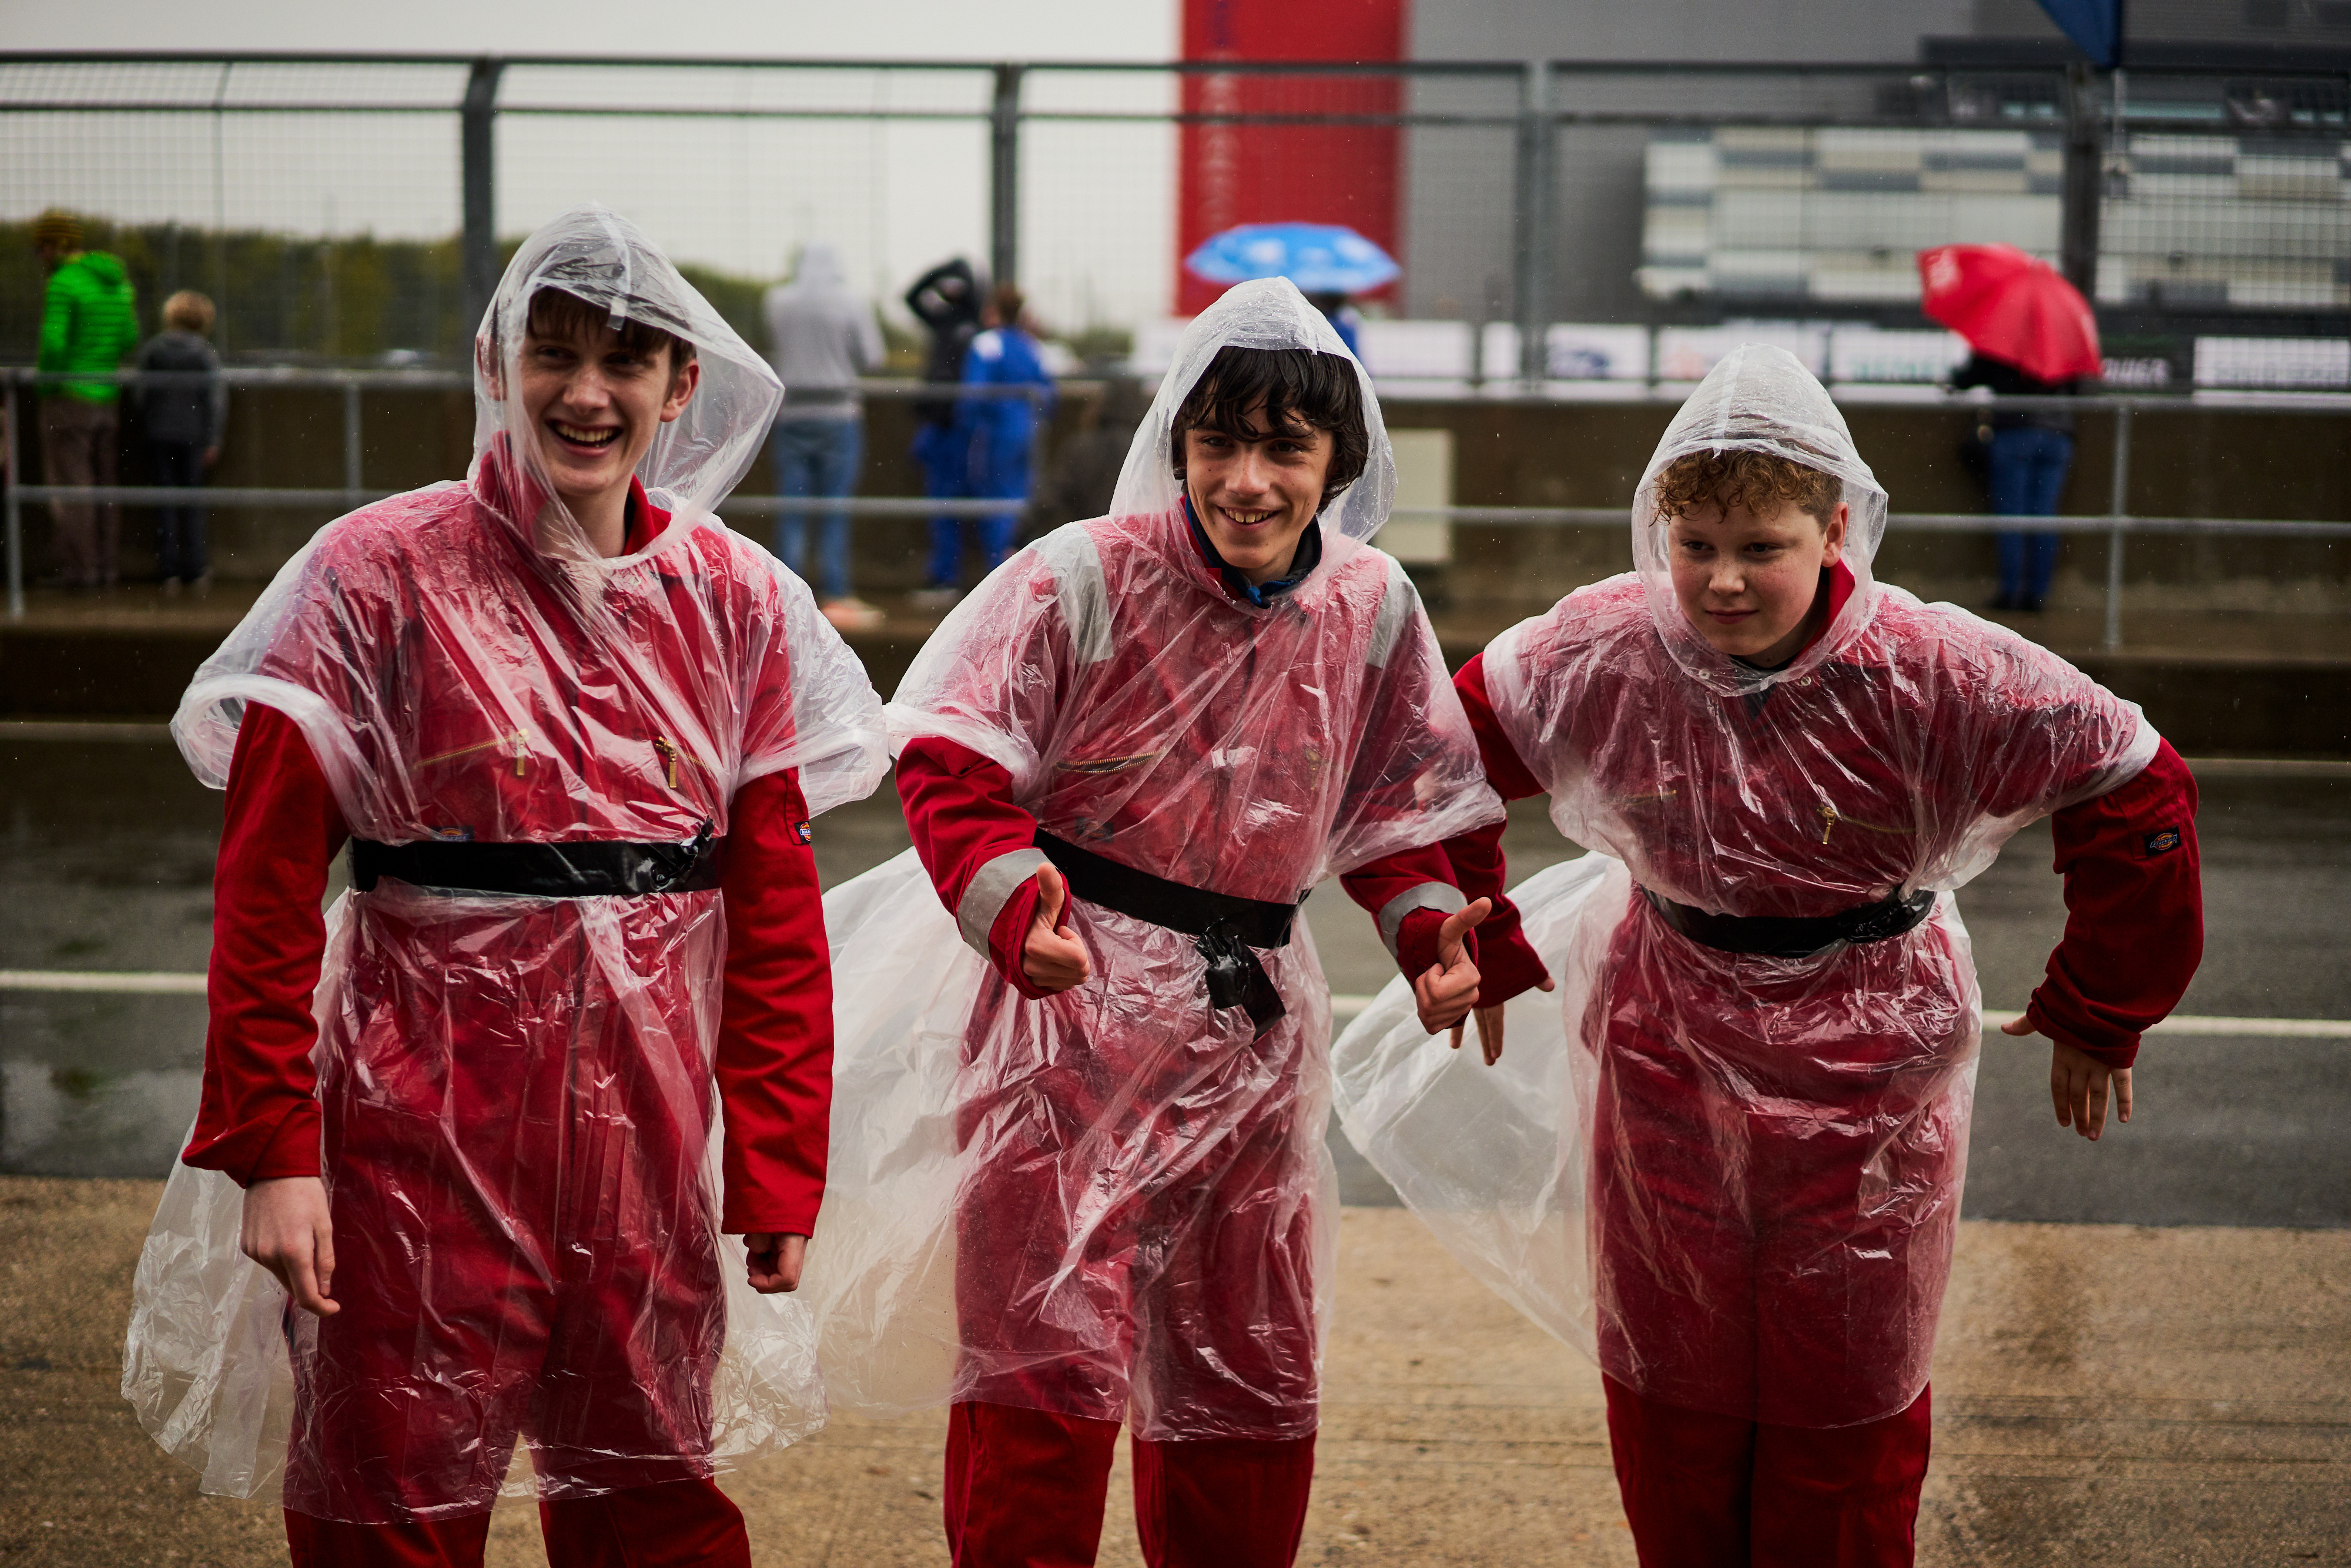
left=6, top=368, right=2346, bottom=649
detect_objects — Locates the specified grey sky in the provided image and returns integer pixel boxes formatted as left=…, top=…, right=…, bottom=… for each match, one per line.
left=4, top=1, right=1184, bottom=330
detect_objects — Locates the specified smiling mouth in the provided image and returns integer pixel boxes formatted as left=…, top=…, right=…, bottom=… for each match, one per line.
left=1216, top=504, right=1280, bottom=530
left=551, top=420, right=620, bottom=450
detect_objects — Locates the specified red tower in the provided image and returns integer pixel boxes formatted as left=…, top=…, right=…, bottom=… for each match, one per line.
left=1176, top=0, right=1408, bottom=315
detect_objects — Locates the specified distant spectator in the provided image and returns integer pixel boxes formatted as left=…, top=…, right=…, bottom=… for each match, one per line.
left=763, top=241, right=885, bottom=632
left=1308, top=290, right=1362, bottom=357
left=903, top=257, right=984, bottom=611
left=932, top=285, right=1054, bottom=595
left=34, top=209, right=139, bottom=590
left=134, top=290, right=227, bottom=593
left=1029, top=375, right=1150, bottom=538
left=1953, top=349, right=2083, bottom=614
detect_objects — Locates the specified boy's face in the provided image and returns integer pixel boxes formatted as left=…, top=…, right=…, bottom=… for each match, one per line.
left=1667, top=493, right=1848, bottom=666
left=515, top=316, right=698, bottom=514
left=1181, top=399, right=1333, bottom=586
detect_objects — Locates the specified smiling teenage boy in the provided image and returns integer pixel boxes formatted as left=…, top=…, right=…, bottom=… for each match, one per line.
left=128, top=208, right=885, bottom=1568
left=1415, top=346, right=2202, bottom=1567
left=866, top=278, right=1499, bottom=1566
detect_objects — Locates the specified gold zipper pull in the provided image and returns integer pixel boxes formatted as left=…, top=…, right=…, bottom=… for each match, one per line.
left=513, top=731, right=528, bottom=778
left=1819, top=803, right=1838, bottom=843
left=655, top=735, right=679, bottom=789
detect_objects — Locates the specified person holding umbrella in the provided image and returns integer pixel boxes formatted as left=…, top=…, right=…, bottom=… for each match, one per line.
left=1184, top=222, right=1399, bottom=361
left=1920, top=244, right=2104, bottom=614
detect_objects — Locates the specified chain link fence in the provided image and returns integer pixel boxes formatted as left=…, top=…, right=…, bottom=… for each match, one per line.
left=5, top=52, right=2346, bottom=369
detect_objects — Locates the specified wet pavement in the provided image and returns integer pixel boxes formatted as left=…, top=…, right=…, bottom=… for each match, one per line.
left=2, top=727, right=2347, bottom=1229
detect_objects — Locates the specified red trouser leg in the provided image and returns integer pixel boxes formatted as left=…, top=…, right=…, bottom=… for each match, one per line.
left=284, top=1508, right=492, bottom=1568
left=1603, top=1375, right=1934, bottom=1568
left=944, top=1401, right=1121, bottom=1567
left=538, top=1476, right=752, bottom=1568
left=1604, top=1373, right=1755, bottom=1568
left=1750, top=1385, right=1932, bottom=1568
left=1130, top=1432, right=1316, bottom=1568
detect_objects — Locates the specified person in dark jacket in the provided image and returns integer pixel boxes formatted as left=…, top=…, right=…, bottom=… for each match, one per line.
left=904, top=257, right=984, bottom=609
left=1953, top=350, right=2083, bottom=613
left=135, top=290, right=228, bottom=591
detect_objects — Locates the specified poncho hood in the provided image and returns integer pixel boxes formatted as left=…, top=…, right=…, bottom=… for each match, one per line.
left=1112, top=276, right=1397, bottom=547
left=470, top=205, right=783, bottom=567
left=1632, top=344, right=1891, bottom=698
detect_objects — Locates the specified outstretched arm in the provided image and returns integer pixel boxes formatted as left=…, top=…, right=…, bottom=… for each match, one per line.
left=2003, top=740, right=2204, bottom=1140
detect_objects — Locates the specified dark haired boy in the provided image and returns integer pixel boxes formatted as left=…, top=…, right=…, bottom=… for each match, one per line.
left=885, top=283, right=1498, bottom=1566
left=162, top=211, right=879, bottom=1567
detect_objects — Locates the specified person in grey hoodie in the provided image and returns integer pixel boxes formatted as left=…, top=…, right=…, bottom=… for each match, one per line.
left=763, top=242, right=885, bottom=629
left=134, top=290, right=228, bottom=591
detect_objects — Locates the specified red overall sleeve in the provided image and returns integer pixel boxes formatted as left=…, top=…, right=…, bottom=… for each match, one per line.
left=1338, top=842, right=1478, bottom=983
left=1430, top=652, right=1552, bottom=1004
left=2022, top=739, right=2204, bottom=1070
left=716, top=768, right=833, bottom=1236
left=895, top=735, right=1054, bottom=1000
left=182, top=704, right=347, bottom=1185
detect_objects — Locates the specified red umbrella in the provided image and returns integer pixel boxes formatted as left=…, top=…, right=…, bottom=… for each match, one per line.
left=1917, top=243, right=2102, bottom=385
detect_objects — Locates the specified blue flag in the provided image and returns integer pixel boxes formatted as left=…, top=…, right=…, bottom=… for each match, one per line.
left=2036, top=0, right=2124, bottom=66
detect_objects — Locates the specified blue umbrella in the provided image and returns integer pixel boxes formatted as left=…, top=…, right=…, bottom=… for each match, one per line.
left=1183, top=223, right=1399, bottom=295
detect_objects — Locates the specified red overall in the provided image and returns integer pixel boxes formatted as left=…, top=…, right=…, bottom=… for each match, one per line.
left=184, top=461, right=838, bottom=1564
left=1436, top=567, right=2203, bottom=1566
left=889, top=507, right=1493, bottom=1566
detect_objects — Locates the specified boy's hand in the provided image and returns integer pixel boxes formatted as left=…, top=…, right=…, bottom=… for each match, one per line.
left=240, top=1176, right=338, bottom=1318
left=1413, top=898, right=1492, bottom=1034
left=744, top=1233, right=809, bottom=1294
left=1448, top=969, right=1558, bottom=1066
left=2001, top=1015, right=2133, bottom=1140
left=1020, top=865, right=1091, bottom=993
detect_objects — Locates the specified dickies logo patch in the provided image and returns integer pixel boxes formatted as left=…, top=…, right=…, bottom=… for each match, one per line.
left=2141, top=826, right=2183, bottom=857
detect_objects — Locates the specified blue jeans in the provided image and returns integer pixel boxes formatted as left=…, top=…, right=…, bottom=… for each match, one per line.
left=912, top=421, right=1020, bottom=588
left=1989, top=426, right=2071, bottom=602
left=769, top=417, right=864, bottom=601
left=148, top=438, right=209, bottom=581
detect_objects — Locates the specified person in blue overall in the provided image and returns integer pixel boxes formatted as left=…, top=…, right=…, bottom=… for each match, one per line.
left=905, top=258, right=983, bottom=611
left=929, top=285, right=1055, bottom=597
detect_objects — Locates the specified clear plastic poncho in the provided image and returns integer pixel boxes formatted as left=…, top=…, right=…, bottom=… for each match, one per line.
left=802, top=277, right=1502, bottom=1439
left=1333, top=346, right=2158, bottom=1428
left=122, top=205, right=888, bottom=1520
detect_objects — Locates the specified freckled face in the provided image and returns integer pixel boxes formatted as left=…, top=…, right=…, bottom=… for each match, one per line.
left=1667, top=494, right=1848, bottom=665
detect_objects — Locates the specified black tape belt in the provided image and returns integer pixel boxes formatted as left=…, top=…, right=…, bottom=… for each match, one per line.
left=1640, top=884, right=1936, bottom=959
left=1034, top=829, right=1300, bottom=1038
left=351, top=822, right=725, bottom=898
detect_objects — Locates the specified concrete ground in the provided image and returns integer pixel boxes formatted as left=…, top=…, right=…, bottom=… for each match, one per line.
left=3, top=1179, right=2345, bottom=1567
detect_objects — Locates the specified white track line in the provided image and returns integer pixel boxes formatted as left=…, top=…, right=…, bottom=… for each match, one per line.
left=4, top=972, right=2346, bottom=1039
left=1325, top=993, right=2349, bottom=1038
left=0, top=970, right=207, bottom=994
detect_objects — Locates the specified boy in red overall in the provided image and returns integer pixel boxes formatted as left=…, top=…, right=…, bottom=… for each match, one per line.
left=123, top=207, right=886, bottom=1567
left=1345, top=345, right=2202, bottom=1567
left=833, top=279, right=1499, bottom=1567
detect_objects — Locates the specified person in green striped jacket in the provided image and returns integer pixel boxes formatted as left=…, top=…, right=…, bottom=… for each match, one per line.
left=34, top=209, right=139, bottom=590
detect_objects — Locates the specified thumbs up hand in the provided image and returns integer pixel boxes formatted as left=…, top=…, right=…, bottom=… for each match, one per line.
left=1020, top=863, right=1093, bottom=992
left=1411, top=897, right=1491, bottom=1034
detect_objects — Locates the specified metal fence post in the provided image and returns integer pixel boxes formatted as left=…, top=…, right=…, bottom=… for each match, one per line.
left=1513, top=60, right=1554, bottom=383
left=461, top=58, right=506, bottom=341
left=2061, top=62, right=2103, bottom=302
left=990, top=64, right=1024, bottom=289
left=2103, top=401, right=2132, bottom=652
left=343, top=381, right=363, bottom=498
left=4, top=375, right=21, bottom=618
